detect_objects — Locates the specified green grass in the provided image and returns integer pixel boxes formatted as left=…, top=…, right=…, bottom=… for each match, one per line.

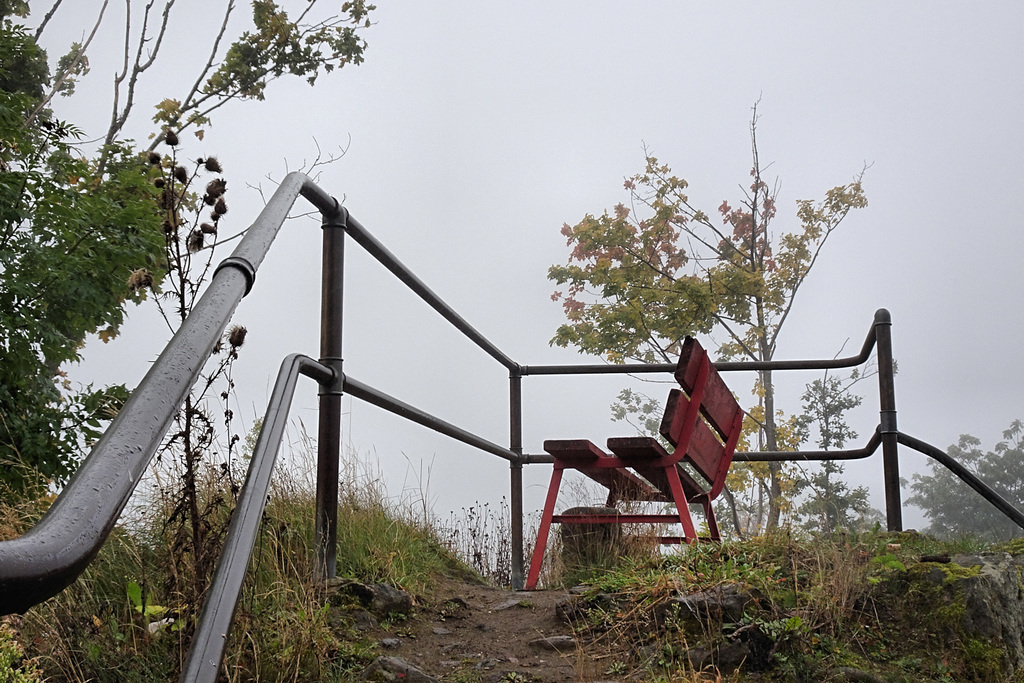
left=5, top=454, right=1023, bottom=683
left=552, top=528, right=1024, bottom=682
left=1, top=451, right=477, bottom=683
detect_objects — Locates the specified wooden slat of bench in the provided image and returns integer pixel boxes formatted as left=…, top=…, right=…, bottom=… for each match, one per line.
left=543, top=439, right=607, bottom=464
left=605, top=436, right=706, bottom=502
left=675, top=337, right=742, bottom=439
left=544, top=439, right=664, bottom=502
left=658, top=389, right=730, bottom=484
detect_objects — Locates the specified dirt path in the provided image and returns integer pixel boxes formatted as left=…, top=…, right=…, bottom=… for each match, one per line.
left=361, top=577, right=611, bottom=682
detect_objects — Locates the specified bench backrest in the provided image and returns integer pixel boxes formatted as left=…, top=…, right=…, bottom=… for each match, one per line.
left=658, top=337, right=743, bottom=498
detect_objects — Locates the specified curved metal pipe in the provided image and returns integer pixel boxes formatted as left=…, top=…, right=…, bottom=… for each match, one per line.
left=519, top=309, right=886, bottom=377
left=181, top=354, right=332, bottom=683
left=733, top=427, right=883, bottom=462
left=897, top=431, right=1024, bottom=532
left=0, top=173, right=336, bottom=615
left=734, top=428, right=882, bottom=462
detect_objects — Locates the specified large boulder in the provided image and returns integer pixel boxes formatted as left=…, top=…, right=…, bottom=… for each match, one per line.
left=945, top=552, right=1024, bottom=674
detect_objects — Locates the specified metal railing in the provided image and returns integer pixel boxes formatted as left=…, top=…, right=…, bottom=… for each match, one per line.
left=2, top=172, right=1023, bottom=681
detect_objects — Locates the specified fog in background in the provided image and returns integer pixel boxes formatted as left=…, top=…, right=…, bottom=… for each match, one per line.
left=39, top=2, right=1024, bottom=529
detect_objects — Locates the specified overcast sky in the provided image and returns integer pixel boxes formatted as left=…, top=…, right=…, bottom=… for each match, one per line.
left=40, top=1, right=1024, bottom=529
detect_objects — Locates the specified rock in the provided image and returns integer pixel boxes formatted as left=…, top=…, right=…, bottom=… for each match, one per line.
left=492, top=598, right=528, bottom=611
left=483, top=671, right=522, bottom=683
left=920, top=554, right=951, bottom=563
left=558, top=507, right=623, bottom=569
left=431, top=626, right=452, bottom=635
left=658, top=583, right=754, bottom=628
left=474, top=658, right=500, bottom=670
left=369, top=583, right=415, bottom=616
left=947, top=552, right=1024, bottom=673
left=683, top=639, right=751, bottom=671
left=327, top=578, right=414, bottom=617
left=836, top=666, right=887, bottom=682
left=555, top=592, right=619, bottom=624
left=327, top=577, right=375, bottom=603
left=361, top=656, right=439, bottom=683
left=529, top=635, right=576, bottom=651
left=353, top=610, right=378, bottom=631
left=379, top=638, right=401, bottom=649
left=439, top=597, right=471, bottom=620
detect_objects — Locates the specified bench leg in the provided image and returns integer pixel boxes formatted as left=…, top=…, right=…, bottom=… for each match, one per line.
left=701, top=498, right=721, bottom=540
left=525, top=467, right=564, bottom=590
left=664, top=466, right=698, bottom=541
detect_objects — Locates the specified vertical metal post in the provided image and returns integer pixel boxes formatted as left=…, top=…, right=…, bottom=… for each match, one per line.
left=316, top=204, right=347, bottom=579
left=509, top=368, right=524, bottom=589
left=874, top=308, right=902, bottom=531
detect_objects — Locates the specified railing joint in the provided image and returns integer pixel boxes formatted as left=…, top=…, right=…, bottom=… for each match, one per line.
left=318, top=357, right=345, bottom=396
left=213, top=256, right=256, bottom=295
left=321, top=199, right=348, bottom=229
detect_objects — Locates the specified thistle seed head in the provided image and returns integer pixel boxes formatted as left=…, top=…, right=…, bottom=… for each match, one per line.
left=160, top=188, right=177, bottom=210
left=228, top=325, right=247, bottom=348
left=205, top=178, right=226, bottom=197
left=127, top=268, right=154, bottom=292
left=186, top=229, right=204, bottom=253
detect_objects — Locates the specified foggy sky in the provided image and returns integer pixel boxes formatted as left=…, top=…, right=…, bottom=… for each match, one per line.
left=41, top=2, right=1024, bottom=528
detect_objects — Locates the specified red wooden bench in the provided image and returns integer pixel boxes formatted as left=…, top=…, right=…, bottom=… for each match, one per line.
left=525, top=337, right=743, bottom=590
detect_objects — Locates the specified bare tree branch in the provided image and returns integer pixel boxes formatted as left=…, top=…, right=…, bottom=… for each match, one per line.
left=26, top=0, right=109, bottom=128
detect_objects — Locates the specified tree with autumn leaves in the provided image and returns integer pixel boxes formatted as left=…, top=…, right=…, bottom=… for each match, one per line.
left=549, top=110, right=867, bottom=533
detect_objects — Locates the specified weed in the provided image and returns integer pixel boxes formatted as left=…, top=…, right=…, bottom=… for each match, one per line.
left=9, top=436, right=477, bottom=681
left=0, top=622, right=42, bottom=682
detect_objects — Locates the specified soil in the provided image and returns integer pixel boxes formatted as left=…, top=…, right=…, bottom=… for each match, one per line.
left=356, top=576, right=613, bottom=683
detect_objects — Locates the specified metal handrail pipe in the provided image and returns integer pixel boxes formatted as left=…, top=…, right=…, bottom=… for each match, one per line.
left=514, top=429, right=883, bottom=466
left=182, top=354, right=332, bottom=683
left=896, top=431, right=1024, bottom=532
left=716, top=315, right=880, bottom=372
left=299, top=178, right=346, bottom=220
left=0, top=267, right=250, bottom=615
left=520, top=340, right=879, bottom=377
left=0, top=172, right=336, bottom=616
left=520, top=310, right=884, bottom=377
left=341, top=214, right=519, bottom=372
left=520, top=363, right=675, bottom=376
left=340, top=375, right=521, bottom=462
left=735, top=428, right=883, bottom=462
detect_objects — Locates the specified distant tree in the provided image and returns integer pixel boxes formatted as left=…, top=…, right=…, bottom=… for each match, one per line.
left=908, top=421, right=1024, bottom=543
left=610, top=388, right=665, bottom=440
left=792, top=372, right=881, bottom=534
left=550, top=106, right=867, bottom=532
